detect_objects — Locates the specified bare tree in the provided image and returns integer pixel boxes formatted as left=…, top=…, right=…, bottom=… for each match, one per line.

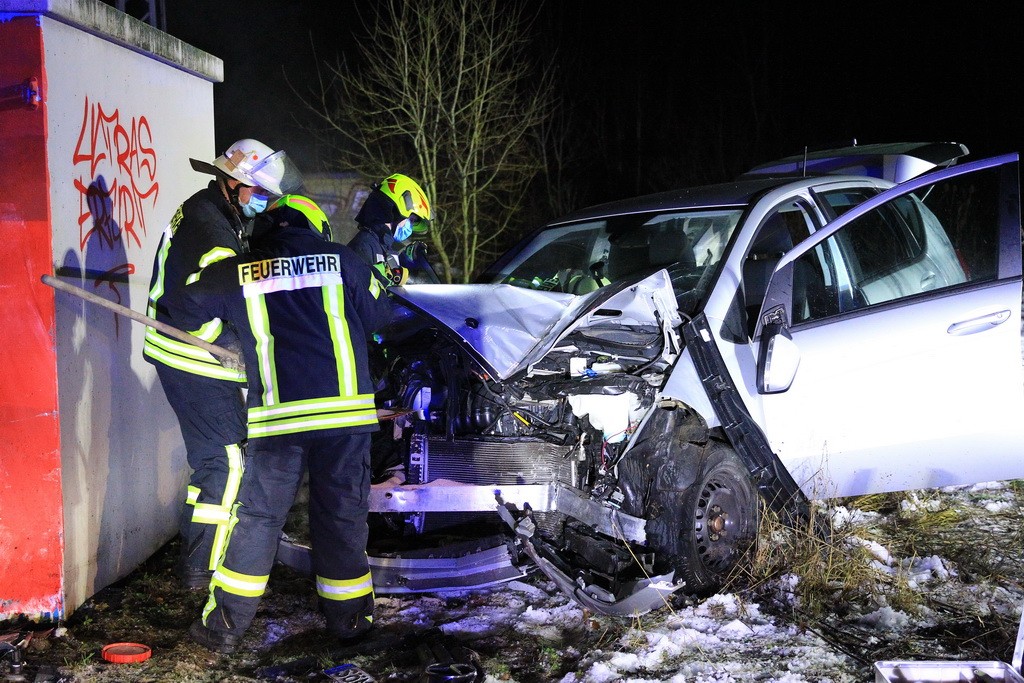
left=307, top=0, right=555, bottom=283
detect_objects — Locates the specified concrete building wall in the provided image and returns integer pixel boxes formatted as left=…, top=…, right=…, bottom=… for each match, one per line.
left=0, top=11, right=63, bottom=624
left=0, top=0, right=222, bottom=622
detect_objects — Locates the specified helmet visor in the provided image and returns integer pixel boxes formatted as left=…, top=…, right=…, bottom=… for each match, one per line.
left=249, top=150, right=304, bottom=197
left=408, top=212, right=430, bottom=234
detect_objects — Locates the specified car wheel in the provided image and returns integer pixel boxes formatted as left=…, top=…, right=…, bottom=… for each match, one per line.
left=649, top=441, right=759, bottom=596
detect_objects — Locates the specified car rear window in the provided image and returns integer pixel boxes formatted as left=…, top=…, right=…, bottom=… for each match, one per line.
left=819, top=188, right=880, bottom=217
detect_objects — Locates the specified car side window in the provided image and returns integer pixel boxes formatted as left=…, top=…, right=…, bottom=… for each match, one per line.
left=741, top=201, right=820, bottom=336
left=840, top=197, right=928, bottom=283
left=791, top=167, right=1003, bottom=322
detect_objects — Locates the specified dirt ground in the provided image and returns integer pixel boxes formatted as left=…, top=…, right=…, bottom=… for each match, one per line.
left=2, top=537, right=615, bottom=683
left=5, top=483, right=1024, bottom=682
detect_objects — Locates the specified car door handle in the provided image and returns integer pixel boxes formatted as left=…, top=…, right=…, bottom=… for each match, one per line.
left=946, top=310, right=1011, bottom=335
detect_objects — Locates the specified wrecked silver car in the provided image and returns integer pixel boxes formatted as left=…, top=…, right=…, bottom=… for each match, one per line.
left=282, top=143, right=1024, bottom=616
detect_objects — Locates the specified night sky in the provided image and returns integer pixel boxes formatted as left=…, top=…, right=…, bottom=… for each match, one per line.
left=161, top=2, right=1023, bottom=211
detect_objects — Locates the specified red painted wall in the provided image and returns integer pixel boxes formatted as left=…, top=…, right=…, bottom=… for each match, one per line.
left=0, top=15, right=64, bottom=621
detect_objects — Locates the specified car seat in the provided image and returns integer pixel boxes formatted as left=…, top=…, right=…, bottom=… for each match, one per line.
left=606, top=232, right=651, bottom=281
left=743, top=214, right=794, bottom=336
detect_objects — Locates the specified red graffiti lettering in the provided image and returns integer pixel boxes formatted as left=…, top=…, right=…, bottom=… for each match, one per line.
left=73, top=96, right=159, bottom=254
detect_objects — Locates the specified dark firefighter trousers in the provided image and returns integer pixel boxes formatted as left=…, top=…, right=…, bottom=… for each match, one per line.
left=201, top=432, right=374, bottom=637
left=156, top=364, right=247, bottom=576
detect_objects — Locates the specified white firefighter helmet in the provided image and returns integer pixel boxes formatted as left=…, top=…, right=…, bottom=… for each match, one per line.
left=190, top=138, right=303, bottom=196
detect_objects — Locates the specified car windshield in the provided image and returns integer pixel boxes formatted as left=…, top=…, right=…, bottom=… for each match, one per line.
left=484, top=208, right=744, bottom=314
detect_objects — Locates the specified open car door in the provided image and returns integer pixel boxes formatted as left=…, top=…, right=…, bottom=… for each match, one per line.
left=754, top=154, right=1023, bottom=498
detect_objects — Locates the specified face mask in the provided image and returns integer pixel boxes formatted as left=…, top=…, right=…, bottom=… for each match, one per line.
left=241, top=194, right=268, bottom=218
left=392, top=218, right=413, bottom=242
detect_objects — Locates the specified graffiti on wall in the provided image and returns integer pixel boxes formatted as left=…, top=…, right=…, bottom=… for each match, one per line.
left=70, top=96, right=159, bottom=333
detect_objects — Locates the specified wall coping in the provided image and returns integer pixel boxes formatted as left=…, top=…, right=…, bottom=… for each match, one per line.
left=0, top=0, right=223, bottom=82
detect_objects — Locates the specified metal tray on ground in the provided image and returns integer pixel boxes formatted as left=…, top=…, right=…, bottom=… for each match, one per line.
left=873, top=661, right=1024, bottom=683
left=874, top=602, right=1024, bottom=683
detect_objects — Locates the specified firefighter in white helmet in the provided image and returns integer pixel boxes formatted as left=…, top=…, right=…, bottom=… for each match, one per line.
left=142, top=138, right=303, bottom=589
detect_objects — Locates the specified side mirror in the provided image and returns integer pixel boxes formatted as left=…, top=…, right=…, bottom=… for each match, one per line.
left=757, top=322, right=800, bottom=394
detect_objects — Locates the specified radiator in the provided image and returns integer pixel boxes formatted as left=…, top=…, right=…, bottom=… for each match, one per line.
left=413, top=436, right=575, bottom=534
left=414, top=436, right=577, bottom=486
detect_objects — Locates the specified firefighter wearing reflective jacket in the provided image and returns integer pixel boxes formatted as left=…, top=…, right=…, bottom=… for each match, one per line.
left=178, top=195, right=393, bottom=654
left=348, top=172, right=434, bottom=284
left=143, top=138, right=302, bottom=589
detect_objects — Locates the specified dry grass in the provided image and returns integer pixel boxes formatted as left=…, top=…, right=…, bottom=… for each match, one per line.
left=729, top=485, right=999, bottom=618
left=724, top=480, right=1024, bottom=668
left=733, top=498, right=918, bottom=619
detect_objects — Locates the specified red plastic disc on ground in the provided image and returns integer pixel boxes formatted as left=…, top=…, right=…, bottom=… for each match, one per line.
left=101, top=642, right=152, bottom=663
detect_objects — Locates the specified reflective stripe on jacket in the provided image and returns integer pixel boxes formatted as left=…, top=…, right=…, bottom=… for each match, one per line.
left=142, top=183, right=248, bottom=381
left=180, top=225, right=392, bottom=439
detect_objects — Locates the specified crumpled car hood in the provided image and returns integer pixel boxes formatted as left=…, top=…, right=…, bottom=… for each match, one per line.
left=388, top=270, right=682, bottom=381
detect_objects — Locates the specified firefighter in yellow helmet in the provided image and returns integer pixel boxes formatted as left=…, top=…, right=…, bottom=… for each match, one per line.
left=348, top=173, right=435, bottom=284
left=180, top=195, right=391, bottom=652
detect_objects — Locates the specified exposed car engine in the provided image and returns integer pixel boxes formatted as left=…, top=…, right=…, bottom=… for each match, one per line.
left=360, top=274, right=700, bottom=613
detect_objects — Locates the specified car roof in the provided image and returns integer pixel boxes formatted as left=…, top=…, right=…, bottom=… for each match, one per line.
left=742, top=141, right=969, bottom=182
left=547, top=174, right=867, bottom=225
left=547, top=177, right=787, bottom=225
left=547, top=142, right=966, bottom=227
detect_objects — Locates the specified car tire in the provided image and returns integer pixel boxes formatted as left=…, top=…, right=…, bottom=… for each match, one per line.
left=649, top=441, right=759, bottom=597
